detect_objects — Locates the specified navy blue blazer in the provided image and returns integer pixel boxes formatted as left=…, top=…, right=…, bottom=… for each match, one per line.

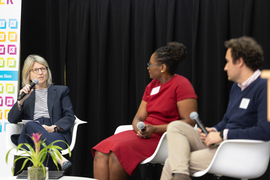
left=8, top=85, right=75, bottom=145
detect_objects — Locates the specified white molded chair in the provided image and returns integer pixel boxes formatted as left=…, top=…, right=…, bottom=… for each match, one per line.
left=5, top=115, right=87, bottom=156
left=115, top=125, right=270, bottom=180
left=114, top=124, right=197, bottom=165
left=115, top=124, right=176, bottom=165
left=192, top=140, right=270, bottom=180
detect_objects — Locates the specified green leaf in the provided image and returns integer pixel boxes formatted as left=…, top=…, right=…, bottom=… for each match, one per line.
left=5, top=147, right=15, bottom=164
left=18, top=158, right=30, bottom=174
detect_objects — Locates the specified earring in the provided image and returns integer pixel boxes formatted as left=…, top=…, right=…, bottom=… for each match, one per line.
left=161, top=70, right=164, bottom=73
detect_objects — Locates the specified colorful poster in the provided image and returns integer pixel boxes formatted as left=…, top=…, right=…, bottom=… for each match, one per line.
left=0, top=0, right=21, bottom=176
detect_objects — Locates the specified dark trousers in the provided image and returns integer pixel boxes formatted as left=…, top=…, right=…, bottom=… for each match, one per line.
left=18, top=117, right=67, bottom=169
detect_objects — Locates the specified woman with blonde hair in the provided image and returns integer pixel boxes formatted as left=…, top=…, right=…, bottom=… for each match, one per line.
left=8, top=55, right=75, bottom=172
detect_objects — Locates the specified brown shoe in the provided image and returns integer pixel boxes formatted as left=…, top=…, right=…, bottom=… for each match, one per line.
left=171, top=173, right=191, bottom=180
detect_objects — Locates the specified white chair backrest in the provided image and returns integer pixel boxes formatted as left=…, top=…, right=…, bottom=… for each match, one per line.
left=192, top=140, right=270, bottom=179
left=61, top=116, right=87, bottom=155
left=114, top=125, right=133, bottom=134
left=5, top=123, right=24, bottom=156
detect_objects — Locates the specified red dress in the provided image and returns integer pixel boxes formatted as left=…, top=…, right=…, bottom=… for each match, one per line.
left=92, top=74, right=197, bottom=175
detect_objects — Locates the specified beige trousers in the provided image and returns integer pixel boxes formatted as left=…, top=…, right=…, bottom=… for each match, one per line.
left=160, top=121, right=217, bottom=180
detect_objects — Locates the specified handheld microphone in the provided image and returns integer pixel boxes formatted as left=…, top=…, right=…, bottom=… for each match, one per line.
left=137, top=121, right=146, bottom=132
left=17, top=79, right=39, bottom=101
left=190, top=111, right=208, bottom=135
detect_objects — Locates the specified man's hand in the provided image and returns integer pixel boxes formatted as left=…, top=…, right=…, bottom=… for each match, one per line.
left=205, top=132, right=223, bottom=148
left=42, top=125, right=54, bottom=133
left=197, top=127, right=214, bottom=143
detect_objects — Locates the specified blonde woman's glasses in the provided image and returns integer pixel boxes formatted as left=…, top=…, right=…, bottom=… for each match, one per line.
left=30, top=67, right=47, bottom=74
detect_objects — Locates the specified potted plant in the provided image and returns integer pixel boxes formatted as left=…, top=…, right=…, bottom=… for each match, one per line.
left=6, top=133, right=71, bottom=180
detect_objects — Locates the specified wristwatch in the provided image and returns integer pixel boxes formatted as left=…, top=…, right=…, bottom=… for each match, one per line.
left=53, top=125, right=58, bottom=132
left=219, top=130, right=224, bottom=140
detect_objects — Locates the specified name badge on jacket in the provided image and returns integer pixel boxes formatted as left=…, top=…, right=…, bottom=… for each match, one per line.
left=239, top=98, right=250, bottom=109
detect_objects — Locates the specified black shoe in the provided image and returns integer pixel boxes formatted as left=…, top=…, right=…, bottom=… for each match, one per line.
left=62, top=161, right=72, bottom=173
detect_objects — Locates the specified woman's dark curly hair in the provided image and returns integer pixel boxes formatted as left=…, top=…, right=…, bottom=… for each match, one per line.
left=225, top=36, right=264, bottom=71
left=154, top=42, right=187, bottom=75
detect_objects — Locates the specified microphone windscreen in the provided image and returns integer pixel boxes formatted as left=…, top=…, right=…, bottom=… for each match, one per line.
left=190, top=111, right=198, bottom=120
left=32, top=79, right=39, bottom=85
left=137, top=121, right=145, bottom=130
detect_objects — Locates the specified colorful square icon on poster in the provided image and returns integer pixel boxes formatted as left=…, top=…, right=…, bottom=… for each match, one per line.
left=0, top=96, right=3, bottom=106
left=4, top=109, right=9, bottom=119
left=0, top=58, right=4, bottom=68
left=0, top=19, right=6, bottom=29
left=5, top=96, right=14, bottom=107
left=0, top=45, right=5, bottom=55
left=8, top=32, right=17, bottom=42
left=7, top=58, right=16, bottom=68
left=0, top=32, right=5, bottom=42
left=0, top=0, right=14, bottom=5
left=9, top=19, right=18, bottom=29
left=4, top=122, right=9, bottom=132
left=6, top=83, right=15, bottom=94
left=4, top=122, right=10, bottom=132
left=0, top=110, right=2, bottom=120
left=0, top=83, right=3, bottom=93
left=7, top=45, right=16, bottom=55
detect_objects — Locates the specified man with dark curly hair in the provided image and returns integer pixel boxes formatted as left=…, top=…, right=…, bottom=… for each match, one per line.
left=225, top=36, right=264, bottom=72
left=160, top=36, right=270, bottom=180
